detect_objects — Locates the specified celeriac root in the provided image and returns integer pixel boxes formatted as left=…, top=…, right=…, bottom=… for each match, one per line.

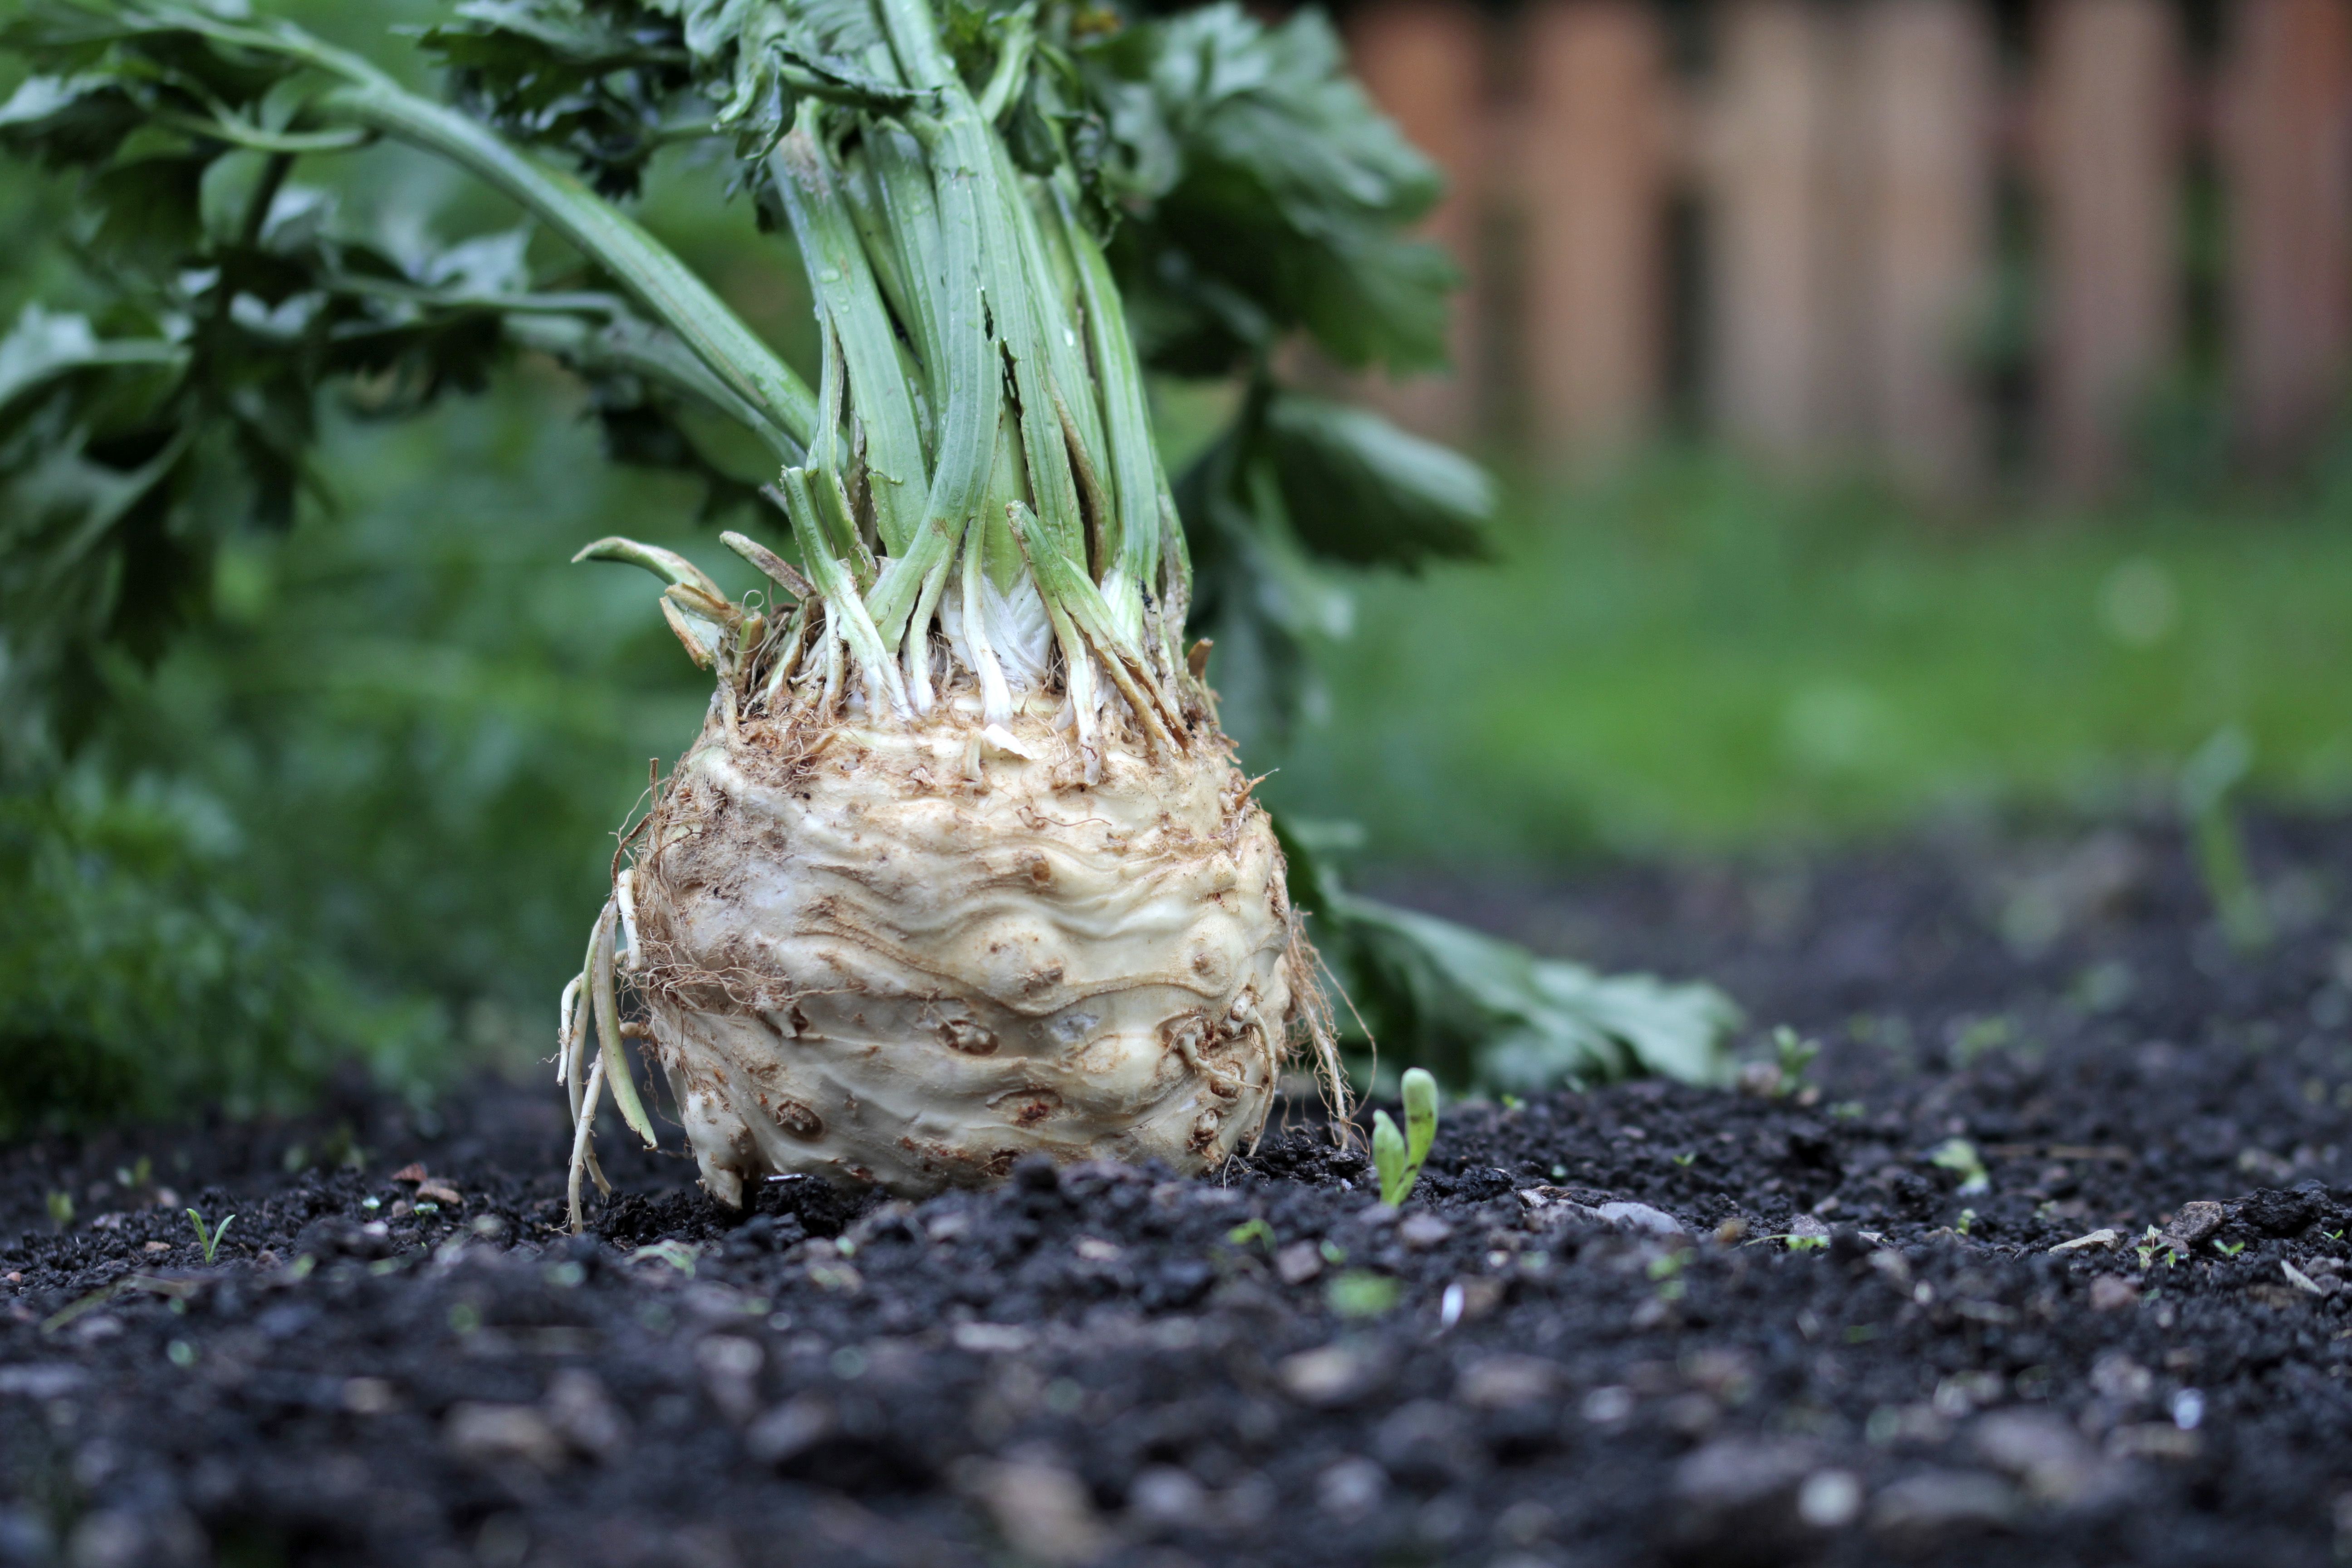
left=562, top=679, right=1325, bottom=1214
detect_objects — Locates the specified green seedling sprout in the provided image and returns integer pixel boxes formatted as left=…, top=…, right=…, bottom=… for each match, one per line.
left=44, top=1191, right=73, bottom=1230
left=1372, top=1114, right=1406, bottom=1202
left=1646, top=1249, right=1690, bottom=1299
left=1773, top=1026, right=1821, bottom=1091
left=1372, top=1068, right=1440, bottom=1207
left=2180, top=727, right=2271, bottom=952
left=1226, top=1218, right=1276, bottom=1250
left=1929, top=1137, right=1991, bottom=1196
left=185, top=1208, right=235, bottom=1265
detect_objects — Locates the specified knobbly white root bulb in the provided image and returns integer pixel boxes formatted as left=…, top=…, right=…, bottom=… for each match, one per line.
left=624, top=701, right=1308, bottom=1200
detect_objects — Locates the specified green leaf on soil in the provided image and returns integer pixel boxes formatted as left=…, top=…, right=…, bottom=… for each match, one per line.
left=1325, top=1271, right=1397, bottom=1318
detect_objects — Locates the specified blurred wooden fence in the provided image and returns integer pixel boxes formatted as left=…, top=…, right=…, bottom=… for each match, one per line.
left=1343, top=0, right=2352, bottom=493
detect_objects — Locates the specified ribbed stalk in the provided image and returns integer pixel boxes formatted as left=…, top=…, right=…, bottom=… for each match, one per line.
left=742, top=0, right=1186, bottom=735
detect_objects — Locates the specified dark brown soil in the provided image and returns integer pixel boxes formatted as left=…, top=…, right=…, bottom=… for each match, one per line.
left=6, top=813, right=2352, bottom=1568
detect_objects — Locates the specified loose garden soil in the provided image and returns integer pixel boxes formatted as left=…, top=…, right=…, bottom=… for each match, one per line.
left=7, top=812, right=2352, bottom=1568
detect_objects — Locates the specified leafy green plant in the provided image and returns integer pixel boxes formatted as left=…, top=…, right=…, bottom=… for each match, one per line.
left=1371, top=1066, right=1438, bottom=1207
left=184, top=1206, right=235, bottom=1264
left=1740, top=1024, right=1822, bottom=1098
left=0, top=0, right=1732, bottom=1159
left=0, top=771, right=442, bottom=1136
left=1773, top=1026, right=1820, bottom=1091
left=2136, top=1226, right=2179, bottom=1269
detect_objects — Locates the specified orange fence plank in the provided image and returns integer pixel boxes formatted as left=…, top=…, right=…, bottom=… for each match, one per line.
left=1852, top=0, right=1998, bottom=495
left=1704, top=0, right=1843, bottom=464
left=1522, top=0, right=1671, bottom=464
left=2224, top=0, right=2352, bottom=472
left=1346, top=0, right=1490, bottom=442
left=1329, top=0, right=2352, bottom=492
left=2036, top=0, right=2180, bottom=495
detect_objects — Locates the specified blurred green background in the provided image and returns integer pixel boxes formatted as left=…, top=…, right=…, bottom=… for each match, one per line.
left=1253, top=460, right=2352, bottom=859
left=6, top=1, right=2352, bottom=1133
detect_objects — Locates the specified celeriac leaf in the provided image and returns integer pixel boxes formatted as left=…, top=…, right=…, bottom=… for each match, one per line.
left=1086, top=4, right=1455, bottom=374
left=1276, top=815, right=1742, bottom=1094
left=1262, top=391, right=1490, bottom=569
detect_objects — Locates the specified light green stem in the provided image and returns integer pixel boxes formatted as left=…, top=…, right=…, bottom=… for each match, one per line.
left=317, top=79, right=818, bottom=451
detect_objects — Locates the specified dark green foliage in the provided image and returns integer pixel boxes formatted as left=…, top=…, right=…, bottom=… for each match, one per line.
left=0, top=260, right=752, bottom=767
left=1179, top=382, right=1488, bottom=733
left=1278, top=818, right=1739, bottom=1095
left=0, top=75, right=771, bottom=769
left=422, top=3, right=694, bottom=196
left=0, top=769, right=440, bottom=1138
left=1088, top=5, right=1454, bottom=376
left=1260, top=392, right=1490, bottom=568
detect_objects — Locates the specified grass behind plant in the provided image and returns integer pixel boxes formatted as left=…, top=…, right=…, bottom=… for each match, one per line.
left=1256, top=452, right=2352, bottom=861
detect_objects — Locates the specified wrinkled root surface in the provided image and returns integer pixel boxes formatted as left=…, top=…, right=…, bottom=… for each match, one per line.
left=627, top=710, right=1299, bottom=1203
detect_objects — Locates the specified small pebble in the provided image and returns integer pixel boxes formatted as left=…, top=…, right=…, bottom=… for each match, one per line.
left=2088, top=1275, right=2141, bottom=1312
left=1274, top=1242, right=1324, bottom=1286
left=2161, top=1200, right=2227, bottom=1250
left=1456, top=1355, right=1560, bottom=1409
left=1279, top=1346, right=1367, bottom=1406
left=1597, top=1201, right=1686, bottom=1238
left=2048, top=1228, right=2121, bottom=1254
left=1798, top=1469, right=1862, bottom=1529
left=1397, top=1213, right=1453, bottom=1250
left=1869, top=1470, right=2019, bottom=1541
left=1314, top=1456, right=1387, bottom=1519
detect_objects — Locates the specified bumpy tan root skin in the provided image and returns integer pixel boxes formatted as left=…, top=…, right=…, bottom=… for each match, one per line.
left=624, top=703, right=1303, bottom=1201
